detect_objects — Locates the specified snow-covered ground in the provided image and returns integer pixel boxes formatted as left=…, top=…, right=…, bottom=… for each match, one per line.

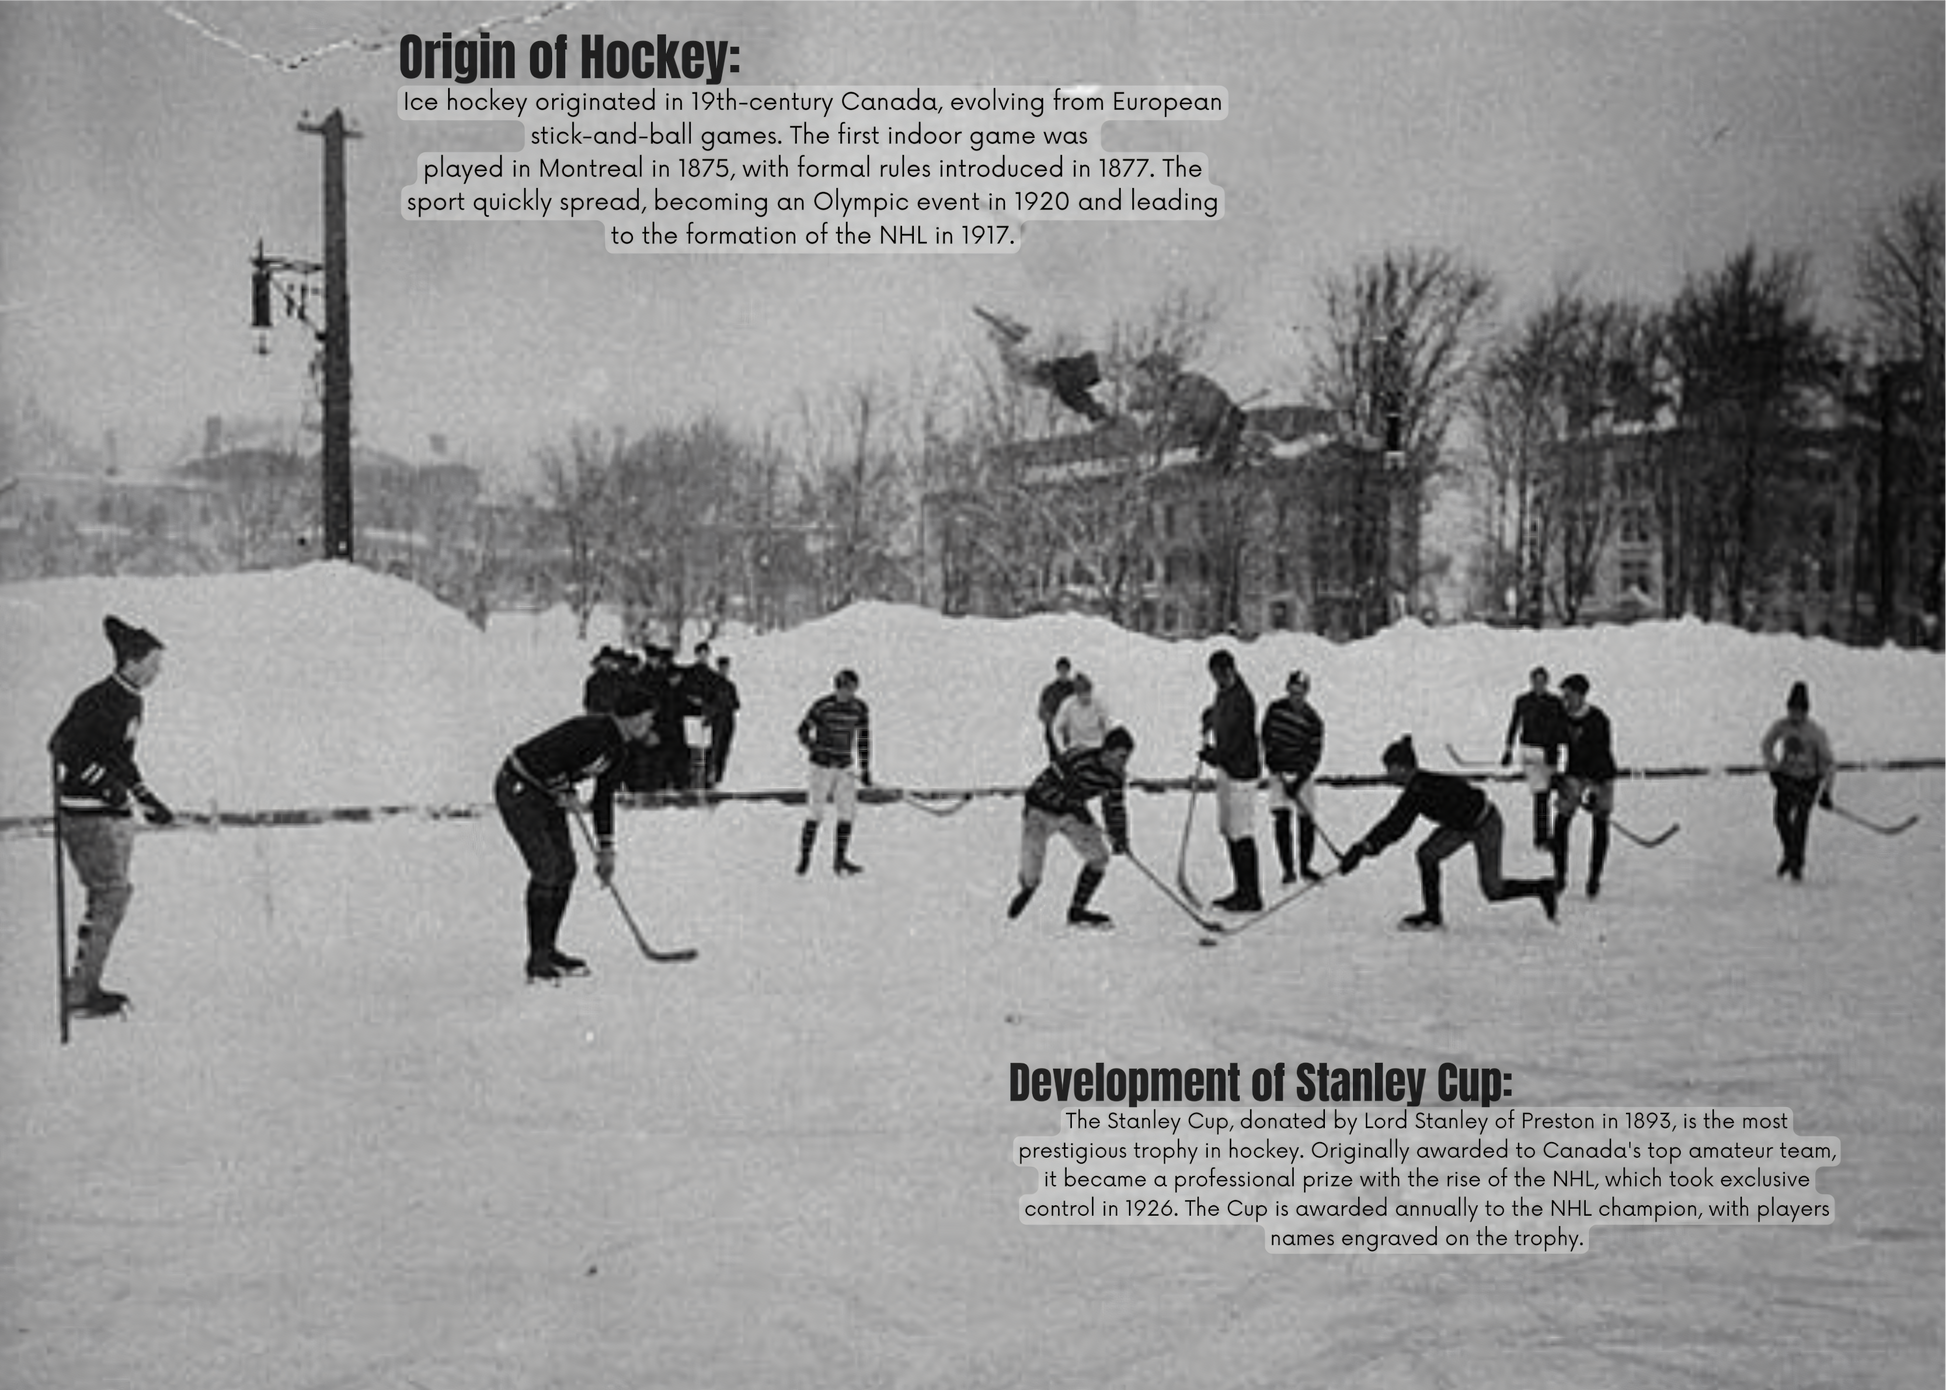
left=1, top=565, right=1941, bottom=1388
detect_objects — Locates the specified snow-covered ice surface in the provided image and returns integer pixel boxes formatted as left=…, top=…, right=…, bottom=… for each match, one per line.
left=1, top=565, right=1940, bottom=1388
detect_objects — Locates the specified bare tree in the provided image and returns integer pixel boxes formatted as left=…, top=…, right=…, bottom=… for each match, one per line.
left=535, top=426, right=622, bottom=639
left=1664, top=245, right=1829, bottom=624
left=1856, top=179, right=1945, bottom=640
left=1308, top=247, right=1499, bottom=631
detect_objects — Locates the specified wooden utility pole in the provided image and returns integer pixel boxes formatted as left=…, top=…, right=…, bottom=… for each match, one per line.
left=299, top=110, right=360, bottom=561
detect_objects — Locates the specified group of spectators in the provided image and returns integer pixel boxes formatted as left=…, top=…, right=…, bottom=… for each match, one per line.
left=583, top=639, right=741, bottom=793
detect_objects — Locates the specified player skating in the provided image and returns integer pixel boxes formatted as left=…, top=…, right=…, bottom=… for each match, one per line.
left=1501, top=665, right=1569, bottom=850
left=49, top=616, right=175, bottom=1017
left=1261, top=668, right=1328, bottom=884
left=1336, top=736, right=1559, bottom=930
left=1050, top=671, right=1113, bottom=753
left=495, top=686, right=659, bottom=982
left=1759, top=680, right=1836, bottom=881
left=795, top=668, right=872, bottom=876
left=1007, top=727, right=1136, bottom=928
left=1551, top=674, right=1618, bottom=897
left=975, top=307, right=1115, bottom=425
left=1199, top=650, right=1264, bottom=912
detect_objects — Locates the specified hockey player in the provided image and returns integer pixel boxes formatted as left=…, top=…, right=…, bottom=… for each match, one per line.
left=1759, top=681, right=1836, bottom=881
left=1261, top=669, right=1327, bottom=884
left=1551, top=674, right=1618, bottom=897
left=1007, top=726, right=1136, bottom=928
left=1200, top=650, right=1264, bottom=912
left=49, top=615, right=175, bottom=1016
left=976, top=307, right=1115, bottom=424
left=1500, top=665, right=1569, bottom=850
left=1036, top=657, right=1077, bottom=761
left=1050, top=671, right=1113, bottom=753
left=495, top=685, right=658, bottom=982
left=795, top=669, right=872, bottom=876
left=1127, top=351, right=1248, bottom=470
left=1336, top=736, right=1558, bottom=930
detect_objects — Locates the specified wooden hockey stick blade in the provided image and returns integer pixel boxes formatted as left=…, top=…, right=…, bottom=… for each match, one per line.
left=896, top=790, right=973, bottom=818
left=1611, top=820, right=1680, bottom=849
left=971, top=304, right=1029, bottom=340
left=1126, top=855, right=1220, bottom=931
left=1444, top=743, right=1503, bottom=770
left=1828, top=804, right=1921, bottom=836
left=605, top=884, right=700, bottom=962
left=1201, top=871, right=1338, bottom=937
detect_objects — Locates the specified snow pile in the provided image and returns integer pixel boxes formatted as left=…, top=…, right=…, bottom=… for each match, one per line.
left=1, top=565, right=1939, bottom=820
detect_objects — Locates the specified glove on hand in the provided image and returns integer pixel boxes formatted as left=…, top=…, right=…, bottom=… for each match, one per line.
left=137, top=790, right=175, bottom=826
left=1817, top=789, right=1834, bottom=811
left=595, top=844, right=616, bottom=884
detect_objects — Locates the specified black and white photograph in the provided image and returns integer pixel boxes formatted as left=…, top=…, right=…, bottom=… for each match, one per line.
left=2, top=3, right=1941, bottom=1386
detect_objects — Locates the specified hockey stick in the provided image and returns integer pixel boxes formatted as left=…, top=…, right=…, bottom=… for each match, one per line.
left=1125, top=852, right=1219, bottom=931
left=892, top=788, right=974, bottom=818
left=1201, top=868, right=1340, bottom=939
left=50, top=758, right=69, bottom=1046
left=1608, top=816, right=1681, bottom=849
left=1175, top=755, right=1210, bottom=907
left=1445, top=743, right=1504, bottom=771
left=567, top=804, right=699, bottom=963
left=1826, top=803, right=1921, bottom=837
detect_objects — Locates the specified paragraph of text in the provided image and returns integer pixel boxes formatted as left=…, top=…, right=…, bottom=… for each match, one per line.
left=397, top=84, right=1226, bottom=252
left=1016, top=1105, right=1839, bottom=1255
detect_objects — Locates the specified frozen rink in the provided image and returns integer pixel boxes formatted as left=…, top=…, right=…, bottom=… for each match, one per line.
left=1, top=567, right=1940, bottom=1387
left=1, top=775, right=1940, bottom=1387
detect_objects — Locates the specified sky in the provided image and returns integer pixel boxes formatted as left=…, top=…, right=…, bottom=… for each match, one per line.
left=0, top=566, right=1940, bottom=1386
left=1, top=2, right=1940, bottom=488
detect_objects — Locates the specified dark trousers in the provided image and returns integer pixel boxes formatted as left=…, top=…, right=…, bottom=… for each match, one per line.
left=1771, top=772, right=1818, bottom=872
left=1416, top=806, right=1549, bottom=919
left=495, top=764, right=577, bottom=959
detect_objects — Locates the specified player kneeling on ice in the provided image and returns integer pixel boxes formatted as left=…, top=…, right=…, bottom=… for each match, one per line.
left=1007, top=726, right=1135, bottom=929
left=495, top=685, right=658, bottom=982
left=1335, top=736, right=1558, bottom=931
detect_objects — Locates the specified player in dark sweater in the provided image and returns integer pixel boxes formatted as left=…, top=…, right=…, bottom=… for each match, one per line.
left=1007, top=727, right=1135, bottom=928
left=1551, top=673, right=1619, bottom=897
left=496, top=686, right=658, bottom=981
left=49, top=616, right=175, bottom=1015
left=1200, top=651, right=1264, bottom=911
left=1337, top=736, right=1558, bottom=930
left=1501, top=666, right=1569, bottom=849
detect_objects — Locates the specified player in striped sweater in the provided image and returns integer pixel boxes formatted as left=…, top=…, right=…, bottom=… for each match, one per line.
left=1260, top=669, right=1327, bottom=884
left=795, top=669, right=873, bottom=876
left=1007, top=727, right=1136, bottom=928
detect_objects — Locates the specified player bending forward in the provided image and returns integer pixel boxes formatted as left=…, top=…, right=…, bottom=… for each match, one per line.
left=1007, top=727, right=1136, bottom=929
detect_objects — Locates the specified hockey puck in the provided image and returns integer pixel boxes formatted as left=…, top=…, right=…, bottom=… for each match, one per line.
left=1197, top=937, right=1219, bottom=948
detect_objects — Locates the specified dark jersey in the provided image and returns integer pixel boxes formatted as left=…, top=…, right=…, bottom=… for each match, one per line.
left=508, top=714, right=629, bottom=839
left=1025, top=745, right=1130, bottom=847
left=1038, top=677, right=1076, bottom=727
left=1261, top=695, right=1323, bottom=782
left=1359, top=770, right=1492, bottom=854
left=1203, top=679, right=1262, bottom=780
left=50, top=673, right=149, bottom=815
left=1562, top=707, right=1618, bottom=781
left=1505, top=690, right=1569, bottom=755
left=799, top=694, right=872, bottom=775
